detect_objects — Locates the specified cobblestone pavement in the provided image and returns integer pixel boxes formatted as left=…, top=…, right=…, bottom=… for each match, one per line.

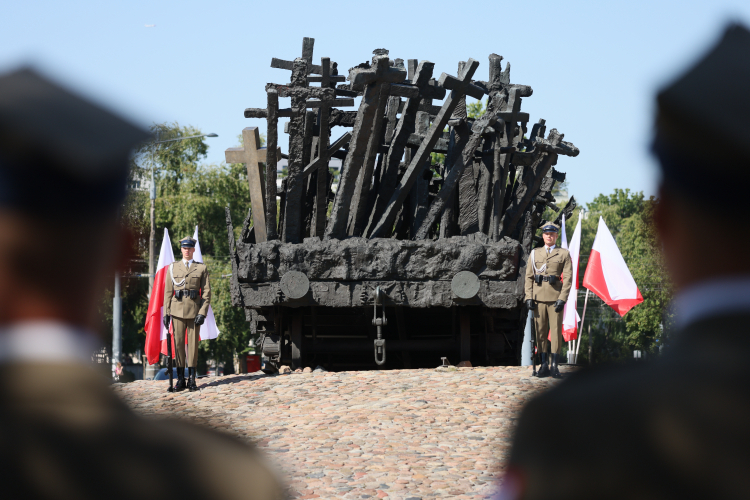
left=114, top=365, right=570, bottom=499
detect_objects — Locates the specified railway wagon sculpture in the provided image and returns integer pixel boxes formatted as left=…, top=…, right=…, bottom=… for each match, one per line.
left=225, top=38, right=579, bottom=371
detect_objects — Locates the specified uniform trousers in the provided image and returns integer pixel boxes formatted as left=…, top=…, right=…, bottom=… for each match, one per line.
left=533, top=301, right=563, bottom=355
left=172, top=316, right=200, bottom=367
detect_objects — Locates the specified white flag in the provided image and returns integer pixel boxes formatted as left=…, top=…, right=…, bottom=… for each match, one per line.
left=193, top=226, right=220, bottom=340
left=561, top=215, right=582, bottom=340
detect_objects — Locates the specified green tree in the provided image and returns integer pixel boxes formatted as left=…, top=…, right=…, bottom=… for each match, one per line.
left=103, top=123, right=256, bottom=373
left=564, top=189, right=672, bottom=362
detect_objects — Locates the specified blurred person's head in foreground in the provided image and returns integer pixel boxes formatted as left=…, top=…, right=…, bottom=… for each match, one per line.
left=0, top=68, right=147, bottom=332
left=0, top=68, right=286, bottom=500
left=652, top=23, right=750, bottom=290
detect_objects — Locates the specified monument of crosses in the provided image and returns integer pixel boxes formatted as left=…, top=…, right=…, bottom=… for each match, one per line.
left=225, top=38, right=579, bottom=371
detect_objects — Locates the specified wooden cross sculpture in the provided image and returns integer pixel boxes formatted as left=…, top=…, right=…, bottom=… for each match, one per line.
left=369, top=58, right=484, bottom=239
left=224, top=127, right=282, bottom=243
left=324, top=54, right=410, bottom=240
left=365, top=59, right=445, bottom=238
left=302, top=56, right=353, bottom=237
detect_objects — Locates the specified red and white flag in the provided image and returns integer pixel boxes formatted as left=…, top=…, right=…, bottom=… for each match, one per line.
left=583, top=216, right=643, bottom=316
left=192, top=225, right=220, bottom=341
left=561, top=215, right=582, bottom=341
left=144, top=228, right=175, bottom=365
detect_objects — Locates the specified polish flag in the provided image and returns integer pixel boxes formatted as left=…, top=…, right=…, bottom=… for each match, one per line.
left=192, top=225, right=220, bottom=341
left=560, top=215, right=582, bottom=341
left=583, top=216, right=643, bottom=316
left=144, top=228, right=175, bottom=365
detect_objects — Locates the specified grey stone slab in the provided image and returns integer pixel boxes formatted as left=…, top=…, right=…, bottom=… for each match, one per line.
left=239, top=278, right=519, bottom=308
left=306, top=99, right=355, bottom=108
left=233, top=236, right=520, bottom=284
left=329, top=109, right=357, bottom=127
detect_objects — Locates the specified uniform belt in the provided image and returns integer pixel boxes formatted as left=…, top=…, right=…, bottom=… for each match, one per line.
left=534, top=274, right=560, bottom=285
left=175, top=290, right=198, bottom=300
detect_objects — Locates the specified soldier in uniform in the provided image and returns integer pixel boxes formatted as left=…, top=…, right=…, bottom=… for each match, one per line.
left=163, top=236, right=210, bottom=392
left=525, top=222, right=573, bottom=379
left=0, top=68, right=284, bottom=499
left=502, top=24, right=750, bottom=500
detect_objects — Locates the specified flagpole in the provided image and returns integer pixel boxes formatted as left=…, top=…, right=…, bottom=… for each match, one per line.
left=575, top=289, right=590, bottom=356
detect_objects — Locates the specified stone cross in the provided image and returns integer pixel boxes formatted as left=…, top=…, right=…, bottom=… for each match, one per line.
left=325, top=54, right=407, bottom=240
left=270, top=37, right=322, bottom=74
left=224, top=127, right=282, bottom=243
left=347, top=62, right=420, bottom=236
left=441, top=61, right=472, bottom=238
left=369, top=58, right=483, bottom=239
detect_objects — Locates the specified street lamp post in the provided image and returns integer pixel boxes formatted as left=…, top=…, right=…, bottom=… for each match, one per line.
left=147, top=133, right=218, bottom=291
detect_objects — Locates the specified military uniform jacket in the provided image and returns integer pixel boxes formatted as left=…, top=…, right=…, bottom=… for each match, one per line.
left=164, top=260, right=211, bottom=319
left=524, top=246, right=573, bottom=303
left=507, top=312, right=750, bottom=499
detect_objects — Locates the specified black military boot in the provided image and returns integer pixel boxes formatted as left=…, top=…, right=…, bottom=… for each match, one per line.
left=538, top=353, right=550, bottom=378
left=188, top=368, right=198, bottom=392
left=174, top=367, right=187, bottom=391
left=551, top=354, right=562, bottom=379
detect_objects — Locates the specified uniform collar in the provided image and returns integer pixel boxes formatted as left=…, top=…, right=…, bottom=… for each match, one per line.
left=0, top=321, right=100, bottom=365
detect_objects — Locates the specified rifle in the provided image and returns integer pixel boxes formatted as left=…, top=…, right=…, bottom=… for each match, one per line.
left=530, top=308, right=538, bottom=377
left=166, top=317, right=174, bottom=393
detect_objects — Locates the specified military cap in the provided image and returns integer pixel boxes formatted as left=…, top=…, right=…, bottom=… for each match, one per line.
left=541, top=222, right=559, bottom=233
left=180, top=237, right=196, bottom=248
left=0, top=68, right=150, bottom=214
left=653, top=23, right=750, bottom=205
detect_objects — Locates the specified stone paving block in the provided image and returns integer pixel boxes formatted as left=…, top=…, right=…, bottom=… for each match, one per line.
left=113, top=365, right=572, bottom=498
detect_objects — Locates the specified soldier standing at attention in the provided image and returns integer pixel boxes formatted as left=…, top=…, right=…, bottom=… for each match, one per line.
left=525, top=222, right=573, bottom=379
left=163, top=237, right=210, bottom=392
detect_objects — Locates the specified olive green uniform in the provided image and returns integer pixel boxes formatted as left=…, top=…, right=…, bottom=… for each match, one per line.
left=524, top=246, right=573, bottom=354
left=164, top=260, right=211, bottom=367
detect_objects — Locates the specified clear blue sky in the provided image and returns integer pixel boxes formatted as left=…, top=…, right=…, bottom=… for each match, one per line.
left=2, top=0, right=749, bottom=206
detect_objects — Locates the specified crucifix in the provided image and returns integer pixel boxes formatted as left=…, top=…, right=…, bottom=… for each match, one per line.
left=224, top=127, right=282, bottom=243
left=497, top=128, right=579, bottom=239
left=369, top=58, right=484, bottom=239
left=441, top=61, right=474, bottom=238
